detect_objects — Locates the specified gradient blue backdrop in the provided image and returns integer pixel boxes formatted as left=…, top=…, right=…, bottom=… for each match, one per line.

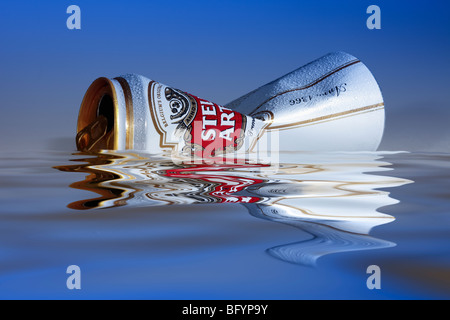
left=0, top=0, right=449, bottom=152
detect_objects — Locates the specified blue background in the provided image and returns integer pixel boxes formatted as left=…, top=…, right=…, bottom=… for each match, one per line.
left=0, top=1, right=450, bottom=300
left=0, top=0, right=449, bottom=151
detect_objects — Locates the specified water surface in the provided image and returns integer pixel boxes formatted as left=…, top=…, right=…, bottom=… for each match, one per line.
left=1, top=149, right=449, bottom=299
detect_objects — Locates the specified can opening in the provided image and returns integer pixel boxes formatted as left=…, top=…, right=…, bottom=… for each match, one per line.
left=97, top=94, right=115, bottom=132
left=76, top=78, right=118, bottom=151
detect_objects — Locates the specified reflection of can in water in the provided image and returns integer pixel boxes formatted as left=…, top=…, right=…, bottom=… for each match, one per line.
left=76, top=51, right=384, bottom=156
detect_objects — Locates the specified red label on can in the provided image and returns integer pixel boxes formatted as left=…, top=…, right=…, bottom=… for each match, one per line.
left=148, top=82, right=247, bottom=158
left=187, top=95, right=247, bottom=157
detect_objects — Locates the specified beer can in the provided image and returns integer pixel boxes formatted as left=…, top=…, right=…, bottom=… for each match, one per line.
left=226, top=51, right=385, bottom=151
left=76, top=52, right=384, bottom=157
left=76, top=74, right=266, bottom=161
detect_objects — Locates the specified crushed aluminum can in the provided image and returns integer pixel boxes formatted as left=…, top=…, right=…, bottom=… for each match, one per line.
left=76, top=52, right=384, bottom=158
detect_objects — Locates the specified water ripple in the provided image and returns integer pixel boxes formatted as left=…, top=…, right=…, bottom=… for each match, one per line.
left=53, top=151, right=412, bottom=265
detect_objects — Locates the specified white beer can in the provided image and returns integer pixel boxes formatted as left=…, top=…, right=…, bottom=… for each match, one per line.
left=76, top=52, right=384, bottom=158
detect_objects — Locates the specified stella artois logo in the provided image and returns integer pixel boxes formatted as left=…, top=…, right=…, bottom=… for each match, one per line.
left=149, top=81, right=247, bottom=157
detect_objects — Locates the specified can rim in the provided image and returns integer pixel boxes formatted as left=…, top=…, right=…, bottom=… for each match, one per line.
left=77, top=77, right=120, bottom=150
